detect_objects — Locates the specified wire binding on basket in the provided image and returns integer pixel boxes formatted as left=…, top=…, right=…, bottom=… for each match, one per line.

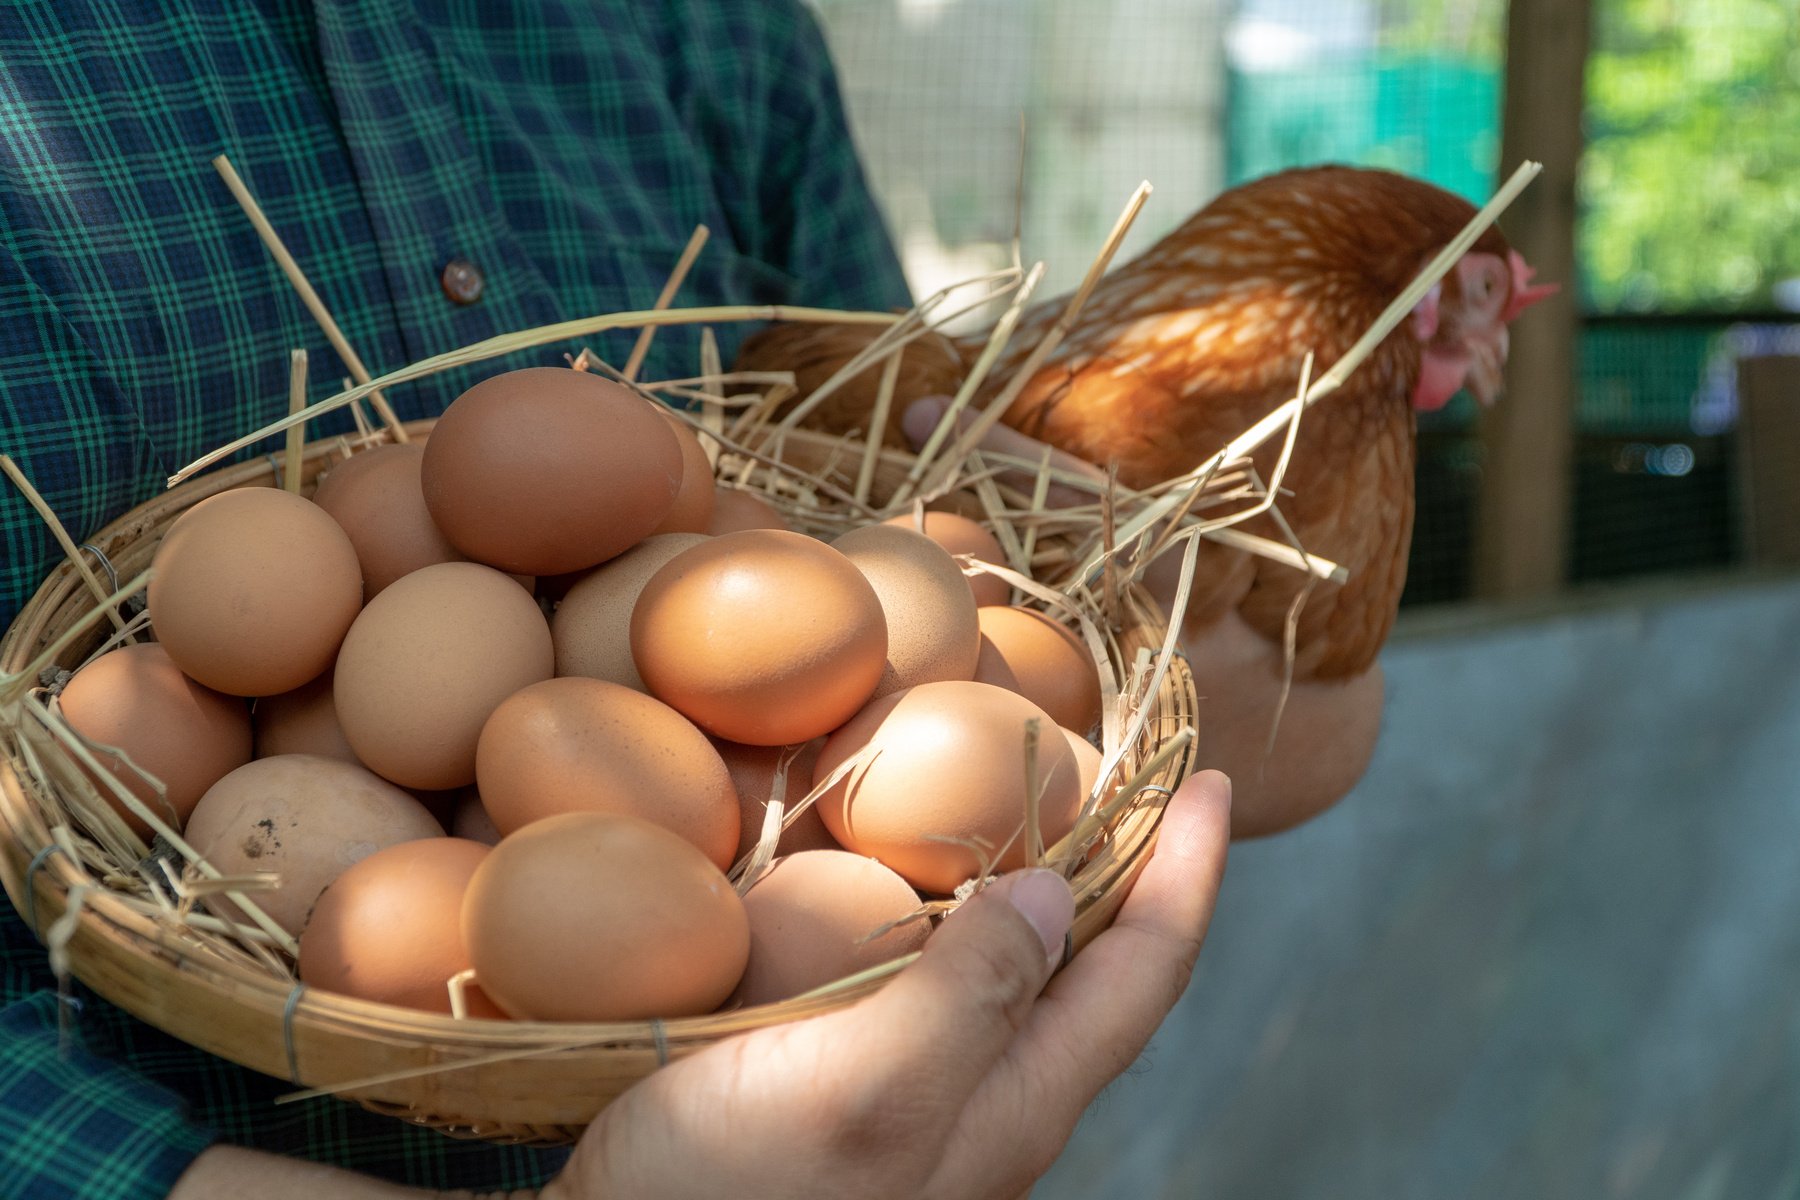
left=77, top=544, right=119, bottom=594
left=651, top=1019, right=670, bottom=1068
left=24, top=843, right=66, bottom=937
left=283, top=984, right=307, bottom=1084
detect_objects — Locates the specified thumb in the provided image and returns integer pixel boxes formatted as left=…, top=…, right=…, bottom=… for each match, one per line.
left=834, top=869, right=1073, bottom=1110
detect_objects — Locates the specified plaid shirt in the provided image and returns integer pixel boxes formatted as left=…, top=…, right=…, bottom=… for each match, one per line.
left=0, top=1, right=908, bottom=1195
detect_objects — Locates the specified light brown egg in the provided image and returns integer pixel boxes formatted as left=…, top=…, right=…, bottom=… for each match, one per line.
left=334, top=562, right=553, bottom=790
left=831, top=523, right=980, bottom=698
left=57, top=642, right=252, bottom=838
left=310, top=443, right=464, bottom=598
left=551, top=533, right=709, bottom=692
left=972, top=606, right=1104, bottom=735
left=735, top=850, right=931, bottom=1006
left=631, top=530, right=887, bottom=746
left=297, top=838, right=505, bottom=1017
left=880, top=510, right=1010, bottom=606
left=707, top=486, right=787, bottom=534
left=1063, top=726, right=1104, bottom=802
left=148, top=487, right=363, bottom=696
left=420, top=367, right=683, bottom=575
left=476, top=677, right=739, bottom=868
left=649, top=410, right=716, bottom=535
left=713, top=738, right=839, bottom=862
left=462, top=812, right=749, bottom=1021
left=813, top=681, right=1083, bottom=894
left=253, top=672, right=358, bottom=765
left=184, top=754, right=444, bottom=936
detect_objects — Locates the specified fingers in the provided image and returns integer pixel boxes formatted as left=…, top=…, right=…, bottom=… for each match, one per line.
left=902, top=396, right=1105, bottom=509
left=927, top=772, right=1233, bottom=1195
left=1033, top=770, right=1232, bottom=1075
left=819, top=868, right=1074, bottom=1125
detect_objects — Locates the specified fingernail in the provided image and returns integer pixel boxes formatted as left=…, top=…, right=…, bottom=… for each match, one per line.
left=901, top=396, right=949, bottom=449
left=1005, top=869, right=1075, bottom=972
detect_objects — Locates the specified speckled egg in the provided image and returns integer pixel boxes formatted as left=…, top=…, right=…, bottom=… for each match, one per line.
left=184, top=754, right=444, bottom=936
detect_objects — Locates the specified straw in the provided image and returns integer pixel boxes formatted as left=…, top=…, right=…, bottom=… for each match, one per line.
left=622, top=225, right=710, bottom=382
left=211, top=155, right=410, bottom=443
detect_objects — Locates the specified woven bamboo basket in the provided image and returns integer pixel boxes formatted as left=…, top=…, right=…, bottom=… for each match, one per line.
left=0, top=400, right=1199, bottom=1143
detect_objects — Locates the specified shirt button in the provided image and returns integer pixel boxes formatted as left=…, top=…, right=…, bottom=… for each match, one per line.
left=440, top=258, right=485, bottom=305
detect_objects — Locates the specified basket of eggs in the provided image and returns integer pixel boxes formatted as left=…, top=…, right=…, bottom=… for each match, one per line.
left=0, top=249, right=1232, bottom=1141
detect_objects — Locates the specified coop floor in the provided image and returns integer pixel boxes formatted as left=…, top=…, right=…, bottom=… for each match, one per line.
left=1039, top=571, right=1800, bottom=1200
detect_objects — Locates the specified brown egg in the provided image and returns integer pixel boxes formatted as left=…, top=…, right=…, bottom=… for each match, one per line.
left=148, top=487, right=363, bottom=696
left=551, top=533, right=709, bottom=692
left=813, top=681, right=1082, bottom=894
left=253, top=673, right=358, bottom=765
left=632, top=531, right=887, bottom=745
left=57, top=643, right=251, bottom=838
left=831, top=523, right=980, bottom=698
left=713, top=738, right=839, bottom=861
left=735, top=850, right=931, bottom=1006
left=462, top=813, right=749, bottom=1021
left=707, top=486, right=787, bottom=534
left=450, top=792, right=502, bottom=846
left=649, top=410, right=716, bottom=535
left=972, top=606, right=1104, bottom=735
left=184, top=754, right=444, bottom=936
left=298, top=838, right=505, bottom=1017
left=476, top=677, right=738, bottom=868
left=334, top=562, right=553, bottom=790
left=880, top=510, right=1010, bottom=606
left=1064, top=726, right=1104, bottom=802
left=420, top=367, right=683, bottom=575
left=310, top=443, right=464, bottom=598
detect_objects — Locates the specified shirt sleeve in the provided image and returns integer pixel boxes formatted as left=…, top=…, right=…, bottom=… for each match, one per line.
left=755, top=3, right=914, bottom=313
left=0, top=912, right=217, bottom=1200
left=670, top=0, right=914, bottom=317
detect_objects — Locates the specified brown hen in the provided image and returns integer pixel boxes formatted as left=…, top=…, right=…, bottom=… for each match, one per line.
left=735, top=166, right=1551, bottom=683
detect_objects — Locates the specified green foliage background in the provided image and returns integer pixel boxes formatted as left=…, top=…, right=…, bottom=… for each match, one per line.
left=1583, top=0, right=1800, bottom=312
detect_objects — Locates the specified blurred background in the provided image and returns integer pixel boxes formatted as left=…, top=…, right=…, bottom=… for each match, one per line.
left=805, top=1, right=1800, bottom=1195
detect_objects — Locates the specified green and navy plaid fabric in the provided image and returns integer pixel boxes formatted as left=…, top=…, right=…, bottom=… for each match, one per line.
left=0, top=1, right=908, bottom=1195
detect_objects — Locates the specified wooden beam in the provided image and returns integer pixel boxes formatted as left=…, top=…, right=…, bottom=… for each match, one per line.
left=1472, top=0, right=1591, bottom=600
left=1735, top=356, right=1800, bottom=568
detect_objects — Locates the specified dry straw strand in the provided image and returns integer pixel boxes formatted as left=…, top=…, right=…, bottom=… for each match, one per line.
left=622, top=225, right=710, bottom=383
left=0, top=456, right=128, bottom=634
left=211, top=155, right=409, bottom=443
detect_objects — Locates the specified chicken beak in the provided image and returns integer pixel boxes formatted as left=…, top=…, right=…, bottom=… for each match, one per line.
left=1504, top=250, right=1558, bottom=322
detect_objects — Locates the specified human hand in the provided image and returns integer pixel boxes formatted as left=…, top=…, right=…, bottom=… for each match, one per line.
left=544, top=769, right=1232, bottom=1200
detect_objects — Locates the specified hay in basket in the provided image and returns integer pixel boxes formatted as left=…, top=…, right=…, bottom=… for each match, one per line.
left=0, top=161, right=1539, bottom=1144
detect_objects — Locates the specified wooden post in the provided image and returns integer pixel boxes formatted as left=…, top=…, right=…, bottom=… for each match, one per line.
left=1472, top=0, right=1591, bottom=600
left=1735, top=356, right=1800, bottom=567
